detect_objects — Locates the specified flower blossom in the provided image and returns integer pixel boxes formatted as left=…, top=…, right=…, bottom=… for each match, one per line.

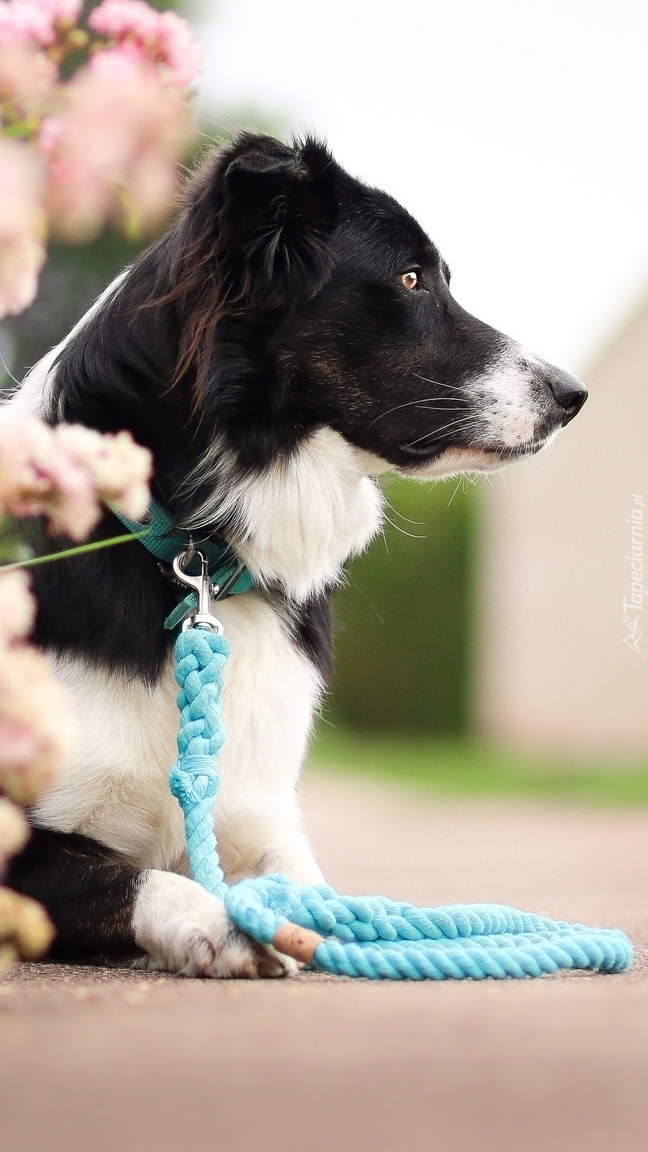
left=42, top=49, right=191, bottom=241
left=0, top=1, right=54, bottom=47
left=0, top=886, right=55, bottom=969
left=55, top=424, right=151, bottom=523
left=0, top=415, right=102, bottom=539
left=0, top=137, right=46, bottom=320
left=0, top=642, right=78, bottom=804
left=88, top=0, right=159, bottom=43
left=89, top=0, right=202, bottom=87
left=0, top=570, right=35, bottom=643
left=0, top=43, right=56, bottom=119
left=0, top=415, right=151, bottom=539
left=0, top=0, right=81, bottom=48
left=0, top=797, right=28, bottom=867
left=38, top=0, right=81, bottom=23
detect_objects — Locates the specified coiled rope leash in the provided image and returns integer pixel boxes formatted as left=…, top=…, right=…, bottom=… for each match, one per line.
left=169, top=548, right=634, bottom=980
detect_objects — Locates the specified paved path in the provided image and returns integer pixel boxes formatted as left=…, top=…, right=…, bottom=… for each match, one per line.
left=2, top=771, right=648, bottom=1152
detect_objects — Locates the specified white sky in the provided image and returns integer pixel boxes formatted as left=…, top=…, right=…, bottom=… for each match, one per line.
left=195, top=0, right=648, bottom=377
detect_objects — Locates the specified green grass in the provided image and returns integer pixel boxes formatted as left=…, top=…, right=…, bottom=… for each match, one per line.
left=310, top=723, right=648, bottom=806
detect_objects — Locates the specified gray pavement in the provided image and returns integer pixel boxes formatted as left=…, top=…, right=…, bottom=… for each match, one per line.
left=2, top=771, right=648, bottom=1152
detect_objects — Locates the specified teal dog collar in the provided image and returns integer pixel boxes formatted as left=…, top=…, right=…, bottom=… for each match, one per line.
left=112, top=499, right=255, bottom=629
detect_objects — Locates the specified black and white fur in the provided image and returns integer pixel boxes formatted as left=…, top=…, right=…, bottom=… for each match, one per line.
left=5, top=134, right=586, bottom=977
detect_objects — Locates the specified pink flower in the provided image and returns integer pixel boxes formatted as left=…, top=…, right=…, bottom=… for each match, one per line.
left=39, top=0, right=82, bottom=22
left=44, top=51, right=190, bottom=241
left=0, top=571, right=36, bottom=643
left=55, top=424, right=151, bottom=522
left=155, top=11, right=203, bottom=88
left=0, top=223, right=46, bottom=318
left=88, top=0, right=202, bottom=87
left=0, top=415, right=96, bottom=538
left=0, top=416, right=151, bottom=539
left=0, top=43, right=57, bottom=118
left=0, top=138, right=46, bottom=319
left=0, top=644, right=78, bottom=804
left=89, top=0, right=159, bottom=42
left=0, top=0, right=81, bottom=48
left=0, top=886, right=55, bottom=968
left=0, top=715, right=43, bottom=768
left=0, top=797, right=28, bottom=866
left=0, top=1, right=53, bottom=47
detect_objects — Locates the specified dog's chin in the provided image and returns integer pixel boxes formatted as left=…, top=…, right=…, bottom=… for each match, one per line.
left=395, top=434, right=557, bottom=479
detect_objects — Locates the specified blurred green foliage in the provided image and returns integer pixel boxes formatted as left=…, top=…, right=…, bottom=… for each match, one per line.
left=328, top=475, right=477, bottom=735
left=1, top=0, right=189, bottom=388
left=311, top=726, right=648, bottom=805
left=1, top=234, right=146, bottom=388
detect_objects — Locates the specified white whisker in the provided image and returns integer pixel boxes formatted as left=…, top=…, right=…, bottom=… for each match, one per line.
left=406, top=415, right=484, bottom=446
left=412, top=373, right=466, bottom=395
left=368, top=389, right=469, bottom=427
left=445, top=478, right=462, bottom=507
left=0, top=348, right=21, bottom=388
left=382, top=496, right=424, bottom=528
left=383, top=514, right=426, bottom=539
left=416, top=399, right=470, bottom=410
left=367, top=395, right=440, bottom=426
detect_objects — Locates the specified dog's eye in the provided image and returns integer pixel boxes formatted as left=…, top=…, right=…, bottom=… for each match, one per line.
left=400, top=270, right=419, bottom=291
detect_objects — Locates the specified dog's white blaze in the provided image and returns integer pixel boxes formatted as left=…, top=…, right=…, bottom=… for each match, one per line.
left=34, top=592, right=325, bottom=884
left=468, top=361, right=535, bottom=446
left=398, top=344, right=562, bottom=479
left=183, top=427, right=385, bottom=602
left=470, top=347, right=542, bottom=448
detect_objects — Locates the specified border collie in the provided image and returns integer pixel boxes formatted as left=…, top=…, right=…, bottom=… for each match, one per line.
left=6, top=134, right=586, bottom=977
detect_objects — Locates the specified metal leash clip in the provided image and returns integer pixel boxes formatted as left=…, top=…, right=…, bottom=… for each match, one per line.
left=172, top=549, right=224, bottom=634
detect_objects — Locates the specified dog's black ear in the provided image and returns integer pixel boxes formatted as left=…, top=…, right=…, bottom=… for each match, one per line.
left=218, top=135, right=339, bottom=311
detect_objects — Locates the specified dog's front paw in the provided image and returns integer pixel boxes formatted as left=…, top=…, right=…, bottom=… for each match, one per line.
left=132, top=870, right=291, bottom=978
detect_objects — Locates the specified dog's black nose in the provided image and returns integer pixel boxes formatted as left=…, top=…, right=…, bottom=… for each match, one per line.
left=548, top=369, right=588, bottom=420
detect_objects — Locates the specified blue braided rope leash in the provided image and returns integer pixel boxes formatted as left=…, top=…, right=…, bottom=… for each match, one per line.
left=168, top=553, right=633, bottom=980
left=170, top=628, right=229, bottom=899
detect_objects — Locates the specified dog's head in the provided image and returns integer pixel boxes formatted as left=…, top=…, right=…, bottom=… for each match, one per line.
left=162, top=132, right=586, bottom=480
left=49, top=132, right=587, bottom=598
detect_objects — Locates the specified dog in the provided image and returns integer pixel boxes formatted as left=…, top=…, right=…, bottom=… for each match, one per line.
left=5, top=133, right=587, bottom=977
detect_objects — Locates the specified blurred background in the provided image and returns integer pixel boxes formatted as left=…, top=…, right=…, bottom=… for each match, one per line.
left=3, top=0, right=647, bottom=796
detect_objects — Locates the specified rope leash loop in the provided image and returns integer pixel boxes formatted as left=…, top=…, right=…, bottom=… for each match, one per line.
left=222, top=875, right=633, bottom=979
left=169, top=552, right=634, bottom=981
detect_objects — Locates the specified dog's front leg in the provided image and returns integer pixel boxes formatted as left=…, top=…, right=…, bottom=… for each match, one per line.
left=132, top=869, right=289, bottom=977
left=7, top=827, right=290, bottom=977
left=214, top=594, right=326, bottom=886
